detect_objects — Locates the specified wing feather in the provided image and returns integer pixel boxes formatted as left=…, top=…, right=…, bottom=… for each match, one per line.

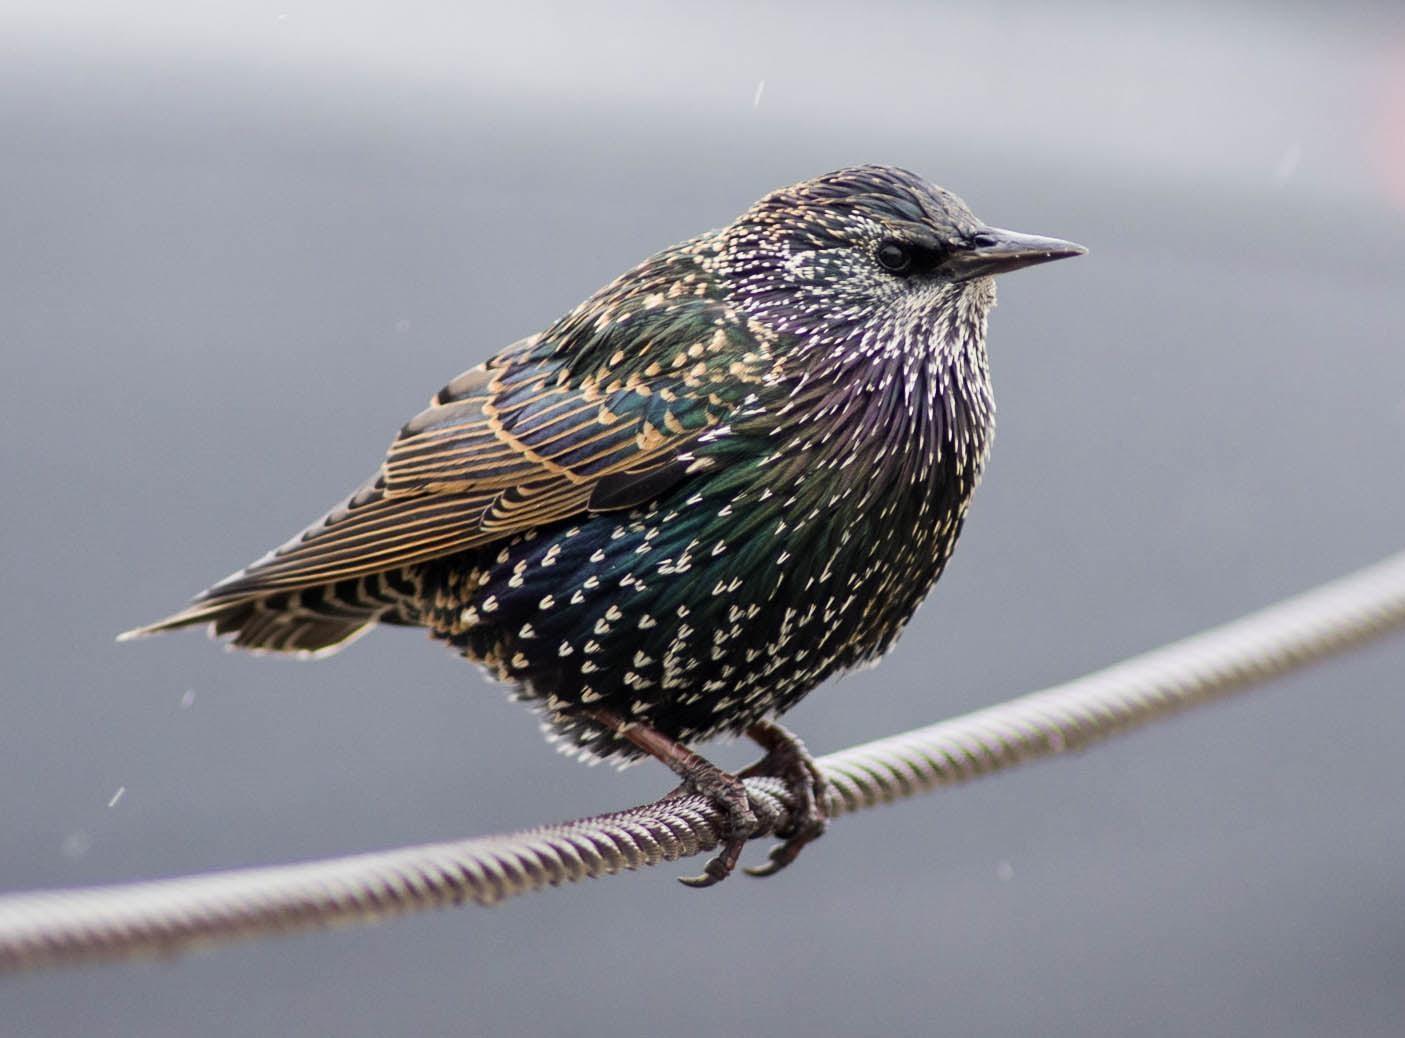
left=134, top=244, right=780, bottom=631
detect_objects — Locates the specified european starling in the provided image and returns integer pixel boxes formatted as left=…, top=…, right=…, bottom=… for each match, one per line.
left=123, top=165, right=1084, bottom=884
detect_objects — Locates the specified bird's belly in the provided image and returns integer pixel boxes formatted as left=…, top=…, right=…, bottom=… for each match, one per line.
left=418, top=464, right=970, bottom=759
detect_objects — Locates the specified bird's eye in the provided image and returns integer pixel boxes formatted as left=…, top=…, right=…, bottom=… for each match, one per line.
left=876, top=240, right=913, bottom=274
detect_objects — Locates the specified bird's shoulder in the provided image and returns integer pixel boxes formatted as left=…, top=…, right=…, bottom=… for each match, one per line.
left=388, top=236, right=781, bottom=492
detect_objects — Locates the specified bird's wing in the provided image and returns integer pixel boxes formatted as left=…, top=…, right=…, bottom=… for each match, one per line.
left=162, top=286, right=776, bottom=616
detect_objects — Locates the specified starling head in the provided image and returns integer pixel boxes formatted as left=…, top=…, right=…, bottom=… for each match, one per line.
left=718, top=165, right=1084, bottom=366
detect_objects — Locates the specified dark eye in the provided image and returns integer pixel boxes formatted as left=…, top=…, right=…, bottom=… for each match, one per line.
left=876, top=240, right=912, bottom=274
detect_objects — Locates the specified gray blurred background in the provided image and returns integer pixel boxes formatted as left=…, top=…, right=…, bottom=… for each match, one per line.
left=3, top=2, right=1405, bottom=1035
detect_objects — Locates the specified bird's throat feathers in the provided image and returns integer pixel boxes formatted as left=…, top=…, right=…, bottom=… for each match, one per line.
left=756, top=276, right=997, bottom=487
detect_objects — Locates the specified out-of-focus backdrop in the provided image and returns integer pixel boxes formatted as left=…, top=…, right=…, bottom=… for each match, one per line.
left=3, top=3, right=1404, bottom=1035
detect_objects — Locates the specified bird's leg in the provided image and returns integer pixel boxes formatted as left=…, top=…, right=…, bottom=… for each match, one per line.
left=584, top=709, right=758, bottom=888
left=738, top=719, right=831, bottom=878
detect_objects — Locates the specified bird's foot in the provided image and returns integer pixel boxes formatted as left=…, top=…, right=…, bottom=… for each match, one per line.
left=670, top=763, right=759, bottom=889
left=738, top=720, right=831, bottom=878
left=584, top=709, right=759, bottom=888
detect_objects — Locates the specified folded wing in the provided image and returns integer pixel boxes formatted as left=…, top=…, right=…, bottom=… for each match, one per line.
left=122, top=284, right=773, bottom=650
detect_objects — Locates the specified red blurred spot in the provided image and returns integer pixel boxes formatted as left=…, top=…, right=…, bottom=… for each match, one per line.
left=1375, top=42, right=1405, bottom=211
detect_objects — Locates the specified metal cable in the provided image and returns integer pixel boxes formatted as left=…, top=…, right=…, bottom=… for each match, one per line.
left=3, top=550, right=1403, bottom=973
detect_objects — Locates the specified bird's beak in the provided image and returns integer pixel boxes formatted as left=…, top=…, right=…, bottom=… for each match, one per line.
left=947, top=227, right=1087, bottom=280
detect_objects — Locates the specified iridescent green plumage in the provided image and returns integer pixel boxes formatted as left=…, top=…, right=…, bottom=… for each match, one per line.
left=124, top=165, right=1084, bottom=882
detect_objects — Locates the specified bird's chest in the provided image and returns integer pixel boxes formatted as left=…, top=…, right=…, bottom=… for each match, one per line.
left=591, top=385, right=990, bottom=727
left=428, top=360, right=991, bottom=741
left=729, top=408, right=987, bottom=676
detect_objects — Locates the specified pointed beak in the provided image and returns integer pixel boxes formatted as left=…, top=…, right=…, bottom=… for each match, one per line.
left=947, top=227, right=1087, bottom=280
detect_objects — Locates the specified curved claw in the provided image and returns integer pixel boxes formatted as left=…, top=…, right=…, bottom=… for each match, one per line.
left=744, top=811, right=827, bottom=878
left=742, top=853, right=790, bottom=879
left=740, top=720, right=832, bottom=880
left=678, top=836, right=748, bottom=888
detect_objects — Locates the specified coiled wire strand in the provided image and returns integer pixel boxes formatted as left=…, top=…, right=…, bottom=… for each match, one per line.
left=2, top=550, right=1403, bottom=973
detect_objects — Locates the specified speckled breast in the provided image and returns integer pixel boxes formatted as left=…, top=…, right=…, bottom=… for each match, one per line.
left=417, top=394, right=988, bottom=761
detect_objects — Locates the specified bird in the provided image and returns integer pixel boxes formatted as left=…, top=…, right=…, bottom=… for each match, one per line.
left=122, top=165, right=1084, bottom=885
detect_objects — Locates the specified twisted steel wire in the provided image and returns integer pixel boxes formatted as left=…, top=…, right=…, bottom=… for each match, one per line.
left=2, top=550, right=1403, bottom=973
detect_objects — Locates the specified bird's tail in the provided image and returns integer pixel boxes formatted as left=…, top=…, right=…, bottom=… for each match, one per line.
left=118, top=571, right=421, bottom=657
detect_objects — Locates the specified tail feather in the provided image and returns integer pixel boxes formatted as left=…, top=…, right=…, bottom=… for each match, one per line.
left=119, top=570, right=421, bottom=657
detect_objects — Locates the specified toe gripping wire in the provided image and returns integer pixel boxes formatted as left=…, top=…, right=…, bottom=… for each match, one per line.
left=2, top=550, right=1404, bottom=973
